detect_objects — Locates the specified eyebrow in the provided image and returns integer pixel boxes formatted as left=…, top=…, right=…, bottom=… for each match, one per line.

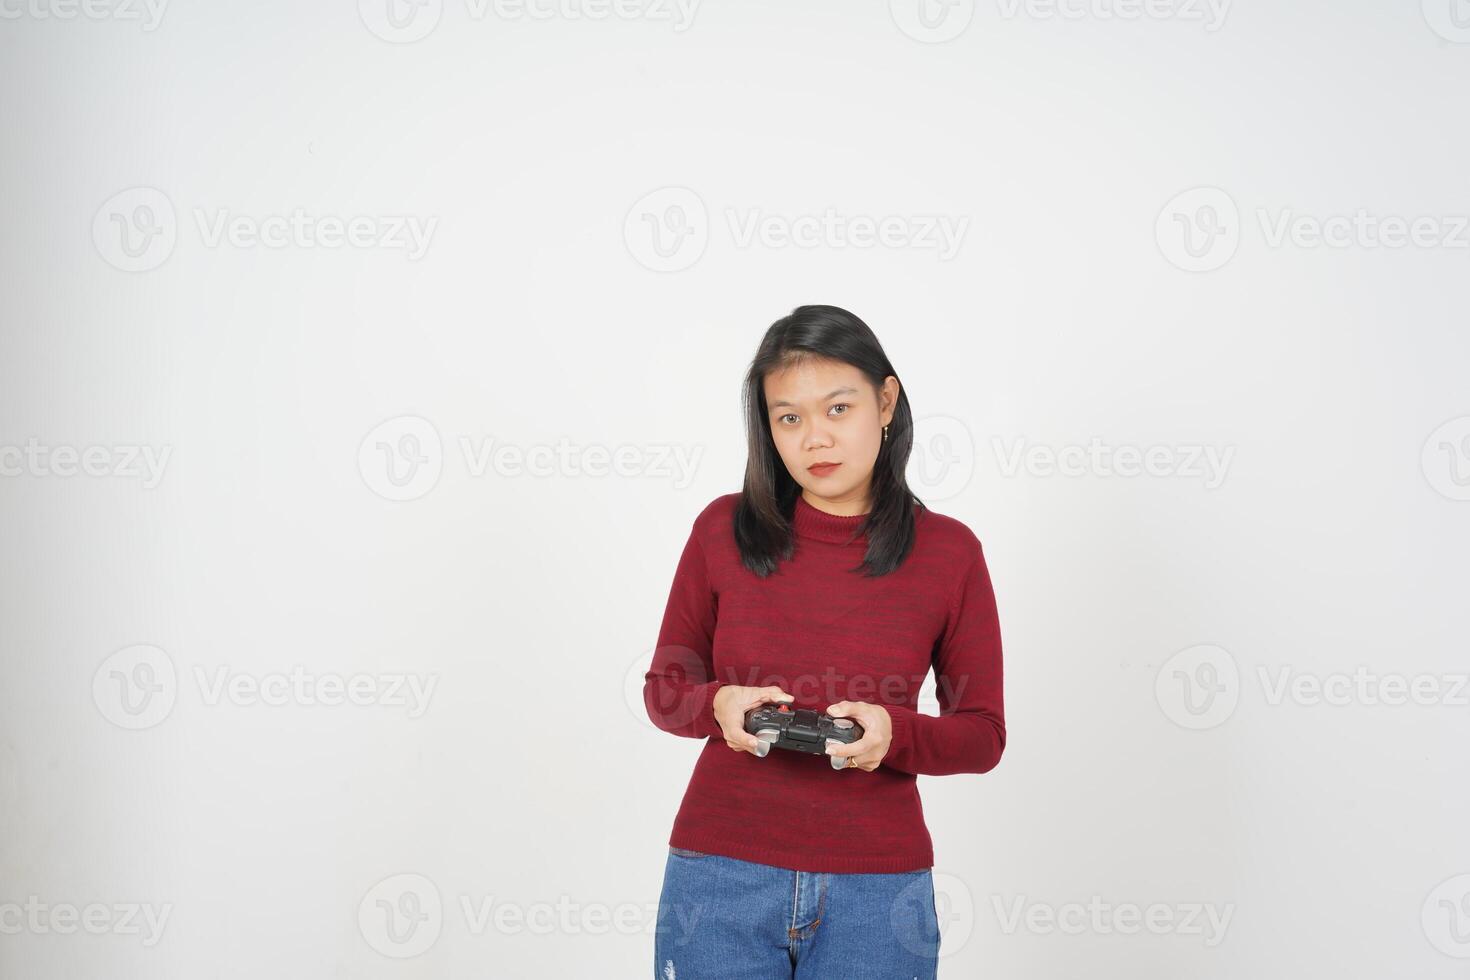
left=769, top=386, right=859, bottom=409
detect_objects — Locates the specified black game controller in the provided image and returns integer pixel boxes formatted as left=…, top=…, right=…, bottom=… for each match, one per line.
left=743, top=702, right=866, bottom=770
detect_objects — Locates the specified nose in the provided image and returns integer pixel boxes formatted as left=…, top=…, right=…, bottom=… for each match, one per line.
left=802, top=424, right=833, bottom=450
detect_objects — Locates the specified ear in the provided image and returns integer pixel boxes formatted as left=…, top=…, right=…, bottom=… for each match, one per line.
left=880, top=375, right=900, bottom=424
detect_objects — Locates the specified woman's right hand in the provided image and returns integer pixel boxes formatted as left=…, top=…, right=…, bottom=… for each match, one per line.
left=712, top=685, right=795, bottom=754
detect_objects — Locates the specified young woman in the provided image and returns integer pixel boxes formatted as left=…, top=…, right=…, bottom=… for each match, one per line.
left=644, top=305, right=1006, bottom=978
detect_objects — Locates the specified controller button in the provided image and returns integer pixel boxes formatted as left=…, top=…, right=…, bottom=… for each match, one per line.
left=833, top=718, right=853, bottom=730
left=778, top=704, right=791, bottom=713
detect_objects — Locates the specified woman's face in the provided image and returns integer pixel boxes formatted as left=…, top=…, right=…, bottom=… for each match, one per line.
left=762, top=357, right=899, bottom=514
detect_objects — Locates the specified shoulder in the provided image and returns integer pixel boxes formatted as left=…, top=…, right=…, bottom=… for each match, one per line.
left=913, top=500, right=985, bottom=567
left=688, top=491, right=742, bottom=542
left=694, top=491, right=741, bottom=525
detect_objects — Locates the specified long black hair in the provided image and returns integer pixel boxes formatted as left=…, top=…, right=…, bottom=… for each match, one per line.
left=734, top=304, right=925, bottom=578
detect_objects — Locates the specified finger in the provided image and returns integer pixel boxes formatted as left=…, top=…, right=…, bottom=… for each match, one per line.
left=825, top=735, right=874, bottom=758
left=742, top=691, right=781, bottom=711
left=829, top=728, right=870, bottom=758
left=762, top=687, right=795, bottom=705
left=827, top=702, right=875, bottom=728
left=728, top=727, right=768, bottom=753
left=833, top=752, right=878, bottom=772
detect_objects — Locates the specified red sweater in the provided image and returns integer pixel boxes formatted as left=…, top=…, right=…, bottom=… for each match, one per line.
left=644, top=491, right=1005, bottom=874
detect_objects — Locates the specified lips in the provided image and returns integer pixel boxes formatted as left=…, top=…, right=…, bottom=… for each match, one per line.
left=808, top=463, right=841, bottom=476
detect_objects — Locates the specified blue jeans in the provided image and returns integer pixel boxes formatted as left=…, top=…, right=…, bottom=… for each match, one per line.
left=654, top=846, right=940, bottom=979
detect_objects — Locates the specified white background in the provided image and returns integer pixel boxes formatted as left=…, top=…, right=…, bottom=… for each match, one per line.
left=2, top=0, right=1468, bottom=976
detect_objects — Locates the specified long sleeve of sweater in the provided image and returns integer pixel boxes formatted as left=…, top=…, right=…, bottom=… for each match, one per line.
left=879, top=534, right=1006, bottom=777
left=642, top=522, right=724, bottom=740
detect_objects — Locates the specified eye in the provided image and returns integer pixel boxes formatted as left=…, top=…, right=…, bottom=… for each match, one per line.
left=829, top=404, right=849, bottom=416
left=779, top=414, right=799, bottom=425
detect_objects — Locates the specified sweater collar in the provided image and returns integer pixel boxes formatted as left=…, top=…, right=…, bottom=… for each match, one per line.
left=791, top=493, right=871, bottom=545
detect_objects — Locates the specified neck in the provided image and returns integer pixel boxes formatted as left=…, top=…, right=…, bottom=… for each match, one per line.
left=800, top=488, right=871, bottom=517
left=791, top=492, right=871, bottom=544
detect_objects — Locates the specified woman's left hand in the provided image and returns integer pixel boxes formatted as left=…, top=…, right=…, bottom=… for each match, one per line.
left=823, top=701, right=892, bottom=772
